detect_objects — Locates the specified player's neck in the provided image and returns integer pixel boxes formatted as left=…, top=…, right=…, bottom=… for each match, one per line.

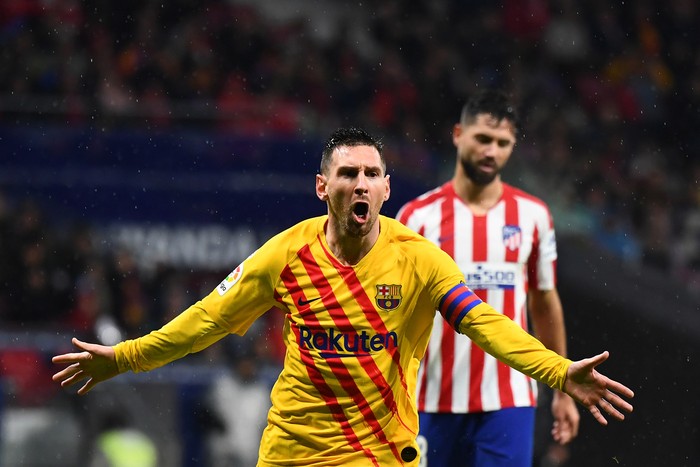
left=324, top=220, right=379, bottom=266
left=452, top=176, right=503, bottom=215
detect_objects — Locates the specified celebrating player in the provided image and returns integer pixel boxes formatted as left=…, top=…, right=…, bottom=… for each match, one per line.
left=53, top=127, right=633, bottom=466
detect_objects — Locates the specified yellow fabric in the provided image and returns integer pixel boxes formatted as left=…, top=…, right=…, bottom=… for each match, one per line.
left=113, top=215, right=570, bottom=466
left=460, top=303, right=572, bottom=391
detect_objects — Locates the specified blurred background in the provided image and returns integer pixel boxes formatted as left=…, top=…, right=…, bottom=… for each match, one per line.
left=0, top=0, right=698, bottom=466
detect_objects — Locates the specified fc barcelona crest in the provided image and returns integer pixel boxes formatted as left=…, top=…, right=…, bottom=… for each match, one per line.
left=375, top=284, right=402, bottom=311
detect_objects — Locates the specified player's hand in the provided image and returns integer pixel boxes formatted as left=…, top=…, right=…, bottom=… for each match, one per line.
left=563, top=351, right=634, bottom=426
left=52, top=337, right=119, bottom=395
left=551, top=390, right=580, bottom=444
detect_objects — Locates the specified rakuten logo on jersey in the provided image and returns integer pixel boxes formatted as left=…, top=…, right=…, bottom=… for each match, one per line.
left=298, top=325, right=397, bottom=358
left=463, top=262, right=518, bottom=290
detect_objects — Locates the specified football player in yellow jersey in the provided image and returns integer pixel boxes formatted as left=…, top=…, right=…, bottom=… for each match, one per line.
left=53, top=127, right=634, bottom=466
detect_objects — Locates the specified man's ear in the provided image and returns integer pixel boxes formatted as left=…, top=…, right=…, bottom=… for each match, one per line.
left=384, top=174, right=391, bottom=201
left=452, top=123, right=463, bottom=146
left=316, top=174, right=328, bottom=201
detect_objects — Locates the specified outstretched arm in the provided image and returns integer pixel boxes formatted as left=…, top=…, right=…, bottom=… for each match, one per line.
left=563, top=351, right=634, bottom=425
left=52, top=337, right=120, bottom=395
left=528, top=289, right=580, bottom=444
left=53, top=306, right=230, bottom=395
left=452, top=296, right=634, bottom=425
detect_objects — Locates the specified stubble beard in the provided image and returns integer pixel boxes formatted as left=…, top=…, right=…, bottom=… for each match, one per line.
left=344, top=209, right=376, bottom=238
left=461, top=158, right=499, bottom=186
left=329, top=201, right=376, bottom=239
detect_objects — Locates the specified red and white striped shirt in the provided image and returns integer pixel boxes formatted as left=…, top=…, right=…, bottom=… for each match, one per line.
left=396, top=181, right=558, bottom=413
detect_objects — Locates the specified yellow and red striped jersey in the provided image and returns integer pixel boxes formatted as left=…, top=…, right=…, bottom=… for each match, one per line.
left=114, top=215, right=570, bottom=466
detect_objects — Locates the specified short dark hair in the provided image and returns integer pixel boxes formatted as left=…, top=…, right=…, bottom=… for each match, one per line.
left=320, top=127, right=385, bottom=175
left=460, top=90, right=520, bottom=134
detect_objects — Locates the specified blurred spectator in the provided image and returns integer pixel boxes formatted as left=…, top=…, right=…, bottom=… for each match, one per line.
left=543, top=0, right=592, bottom=68
left=0, top=191, right=15, bottom=319
left=1, top=0, right=699, bottom=313
left=204, top=347, right=272, bottom=467
left=4, top=199, right=73, bottom=325
left=90, top=408, right=158, bottom=467
left=108, top=248, right=151, bottom=339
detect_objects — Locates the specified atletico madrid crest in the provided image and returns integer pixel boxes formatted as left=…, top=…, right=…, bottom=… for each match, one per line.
left=502, top=225, right=522, bottom=251
left=375, top=284, right=402, bottom=311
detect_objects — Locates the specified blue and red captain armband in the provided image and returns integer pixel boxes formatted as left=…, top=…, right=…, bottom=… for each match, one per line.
left=438, top=283, right=483, bottom=329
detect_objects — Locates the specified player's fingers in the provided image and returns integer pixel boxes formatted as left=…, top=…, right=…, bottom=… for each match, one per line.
left=551, top=421, right=560, bottom=438
left=583, top=351, right=609, bottom=371
left=77, top=377, right=96, bottom=395
left=52, top=362, right=82, bottom=381
left=551, top=428, right=569, bottom=445
left=600, top=398, right=626, bottom=421
left=557, top=432, right=573, bottom=445
left=553, top=420, right=574, bottom=445
left=588, top=404, right=608, bottom=426
left=606, top=378, right=635, bottom=399
left=60, top=369, right=89, bottom=388
left=563, top=407, right=580, bottom=438
left=52, top=352, right=88, bottom=364
left=570, top=417, right=580, bottom=438
left=605, top=389, right=634, bottom=414
left=562, top=421, right=576, bottom=444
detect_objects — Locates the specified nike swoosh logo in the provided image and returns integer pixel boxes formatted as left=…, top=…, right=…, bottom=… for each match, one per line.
left=297, top=296, right=322, bottom=306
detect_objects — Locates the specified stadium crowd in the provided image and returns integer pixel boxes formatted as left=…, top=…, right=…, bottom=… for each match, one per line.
left=1, top=0, right=699, bottom=318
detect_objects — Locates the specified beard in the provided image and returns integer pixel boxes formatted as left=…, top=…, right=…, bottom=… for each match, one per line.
left=343, top=216, right=375, bottom=238
left=461, top=158, right=499, bottom=186
left=328, top=199, right=378, bottom=238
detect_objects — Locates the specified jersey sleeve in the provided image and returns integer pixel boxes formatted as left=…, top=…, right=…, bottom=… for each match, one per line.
left=437, top=283, right=571, bottom=390
left=529, top=206, right=558, bottom=290
left=114, top=305, right=229, bottom=373
left=114, top=229, right=292, bottom=374
left=203, top=233, right=288, bottom=334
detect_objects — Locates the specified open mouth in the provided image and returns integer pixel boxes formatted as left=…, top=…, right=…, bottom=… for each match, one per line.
left=353, top=202, right=369, bottom=221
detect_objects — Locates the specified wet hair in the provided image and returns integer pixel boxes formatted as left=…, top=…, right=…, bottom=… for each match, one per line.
left=460, top=89, right=520, bottom=135
left=320, top=127, right=385, bottom=175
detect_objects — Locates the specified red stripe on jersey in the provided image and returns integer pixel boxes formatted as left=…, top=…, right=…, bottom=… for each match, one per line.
left=436, top=195, right=456, bottom=412
left=299, top=244, right=404, bottom=462
left=496, top=194, right=520, bottom=408
left=317, top=241, right=415, bottom=442
left=396, top=184, right=448, bottom=224
left=469, top=214, right=487, bottom=413
left=280, top=265, right=379, bottom=464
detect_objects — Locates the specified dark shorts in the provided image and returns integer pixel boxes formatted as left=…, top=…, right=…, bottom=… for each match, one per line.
left=417, top=407, right=536, bottom=467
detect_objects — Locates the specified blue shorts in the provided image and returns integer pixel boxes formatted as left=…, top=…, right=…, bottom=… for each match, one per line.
left=417, top=407, right=536, bottom=467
